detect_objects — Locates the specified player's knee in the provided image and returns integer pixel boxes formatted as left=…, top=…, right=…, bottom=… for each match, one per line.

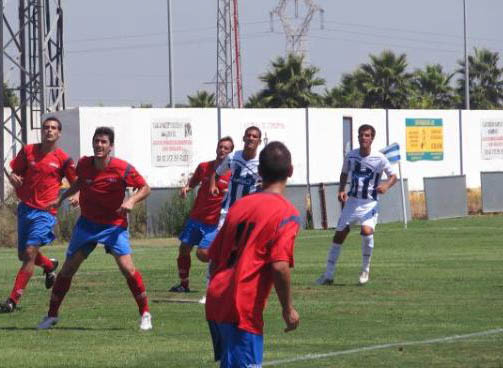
left=179, top=244, right=192, bottom=256
left=360, top=227, right=374, bottom=236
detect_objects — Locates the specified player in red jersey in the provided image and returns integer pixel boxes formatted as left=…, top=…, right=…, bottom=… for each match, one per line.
left=206, top=141, right=300, bottom=367
left=37, top=127, right=153, bottom=330
left=0, top=117, right=77, bottom=314
left=169, top=137, right=234, bottom=293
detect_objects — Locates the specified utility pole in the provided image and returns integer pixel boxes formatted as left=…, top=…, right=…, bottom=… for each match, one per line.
left=463, top=0, right=470, bottom=110
left=167, top=0, right=175, bottom=108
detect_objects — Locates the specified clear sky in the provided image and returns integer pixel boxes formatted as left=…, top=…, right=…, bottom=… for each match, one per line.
left=7, top=0, right=501, bottom=107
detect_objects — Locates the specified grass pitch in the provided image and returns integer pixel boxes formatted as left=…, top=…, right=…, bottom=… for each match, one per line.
left=0, top=216, right=502, bottom=367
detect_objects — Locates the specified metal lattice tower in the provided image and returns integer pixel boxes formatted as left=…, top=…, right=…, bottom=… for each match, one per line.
left=216, top=0, right=242, bottom=108
left=271, top=0, right=324, bottom=57
left=1, top=0, right=65, bottom=202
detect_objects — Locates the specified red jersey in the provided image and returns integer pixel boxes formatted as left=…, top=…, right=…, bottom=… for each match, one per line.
left=10, top=144, right=77, bottom=215
left=77, top=156, right=147, bottom=227
left=189, top=161, right=230, bottom=225
left=205, top=192, right=300, bottom=335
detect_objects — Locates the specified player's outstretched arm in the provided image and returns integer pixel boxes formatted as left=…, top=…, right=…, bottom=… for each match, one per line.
left=272, top=261, right=299, bottom=333
left=47, top=179, right=81, bottom=210
left=376, top=174, right=398, bottom=194
left=118, top=184, right=151, bottom=215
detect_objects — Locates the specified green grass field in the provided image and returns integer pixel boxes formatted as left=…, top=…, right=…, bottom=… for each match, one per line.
left=1, top=216, right=502, bottom=367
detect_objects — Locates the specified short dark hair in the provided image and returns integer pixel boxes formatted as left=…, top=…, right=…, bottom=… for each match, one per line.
left=259, top=141, right=291, bottom=183
left=358, top=124, right=376, bottom=138
left=244, top=125, right=262, bottom=139
left=218, top=136, right=234, bottom=151
left=93, top=127, right=115, bottom=144
left=42, top=117, right=62, bottom=131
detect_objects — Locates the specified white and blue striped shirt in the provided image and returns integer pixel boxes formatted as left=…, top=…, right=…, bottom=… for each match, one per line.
left=216, top=150, right=261, bottom=212
left=342, top=149, right=395, bottom=201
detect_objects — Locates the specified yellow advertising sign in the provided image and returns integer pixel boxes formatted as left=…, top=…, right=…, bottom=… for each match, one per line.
left=405, top=118, right=443, bottom=161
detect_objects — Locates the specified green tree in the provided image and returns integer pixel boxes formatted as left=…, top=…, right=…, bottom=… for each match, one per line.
left=358, top=50, right=411, bottom=109
left=247, top=54, right=325, bottom=108
left=187, top=90, right=215, bottom=107
left=457, top=48, right=503, bottom=109
left=410, top=64, right=457, bottom=109
left=2, top=82, right=19, bottom=107
left=323, top=71, right=365, bottom=108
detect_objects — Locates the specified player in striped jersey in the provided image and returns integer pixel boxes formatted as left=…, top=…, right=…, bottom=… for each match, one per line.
left=316, top=124, right=397, bottom=285
left=210, top=126, right=262, bottom=229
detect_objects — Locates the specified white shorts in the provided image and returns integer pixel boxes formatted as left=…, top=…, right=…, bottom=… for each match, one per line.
left=336, top=197, right=379, bottom=231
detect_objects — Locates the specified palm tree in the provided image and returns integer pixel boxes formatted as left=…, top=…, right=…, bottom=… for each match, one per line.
left=457, top=48, right=503, bottom=109
left=410, top=64, right=457, bottom=109
left=324, top=71, right=365, bottom=108
left=248, top=54, right=325, bottom=108
left=2, top=82, right=19, bottom=107
left=358, top=50, right=411, bottom=109
left=187, top=90, right=216, bottom=107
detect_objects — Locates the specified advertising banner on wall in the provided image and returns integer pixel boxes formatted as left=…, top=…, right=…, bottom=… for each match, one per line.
left=481, top=121, right=503, bottom=160
left=405, top=118, right=443, bottom=161
left=151, top=121, right=193, bottom=167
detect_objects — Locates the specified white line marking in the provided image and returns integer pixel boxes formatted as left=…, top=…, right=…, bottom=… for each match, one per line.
left=263, top=328, right=503, bottom=366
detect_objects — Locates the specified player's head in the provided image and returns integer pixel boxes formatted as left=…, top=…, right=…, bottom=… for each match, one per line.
left=358, top=124, right=375, bottom=149
left=41, top=117, right=62, bottom=144
left=243, top=126, right=262, bottom=152
left=92, top=127, right=114, bottom=158
left=259, top=141, right=293, bottom=184
left=216, top=136, right=234, bottom=160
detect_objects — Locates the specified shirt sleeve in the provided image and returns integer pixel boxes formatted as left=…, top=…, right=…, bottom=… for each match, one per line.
left=9, top=147, right=28, bottom=175
left=268, top=213, right=300, bottom=267
left=341, top=153, right=350, bottom=174
left=215, top=153, right=231, bottom=176
left=382, top=156, right=396, bottom=177
left=188, top=164, right=203, bottom=188
left=62, top=157, right=77, bottom=184
left=124, top=165, right=147, bottom=189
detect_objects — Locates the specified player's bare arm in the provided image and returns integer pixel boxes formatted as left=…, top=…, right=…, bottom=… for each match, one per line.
left=209, top=171, right=221, bottom=196
left=272, top=260, right=299, bottom=333
left=376, top=174, right=398, bottom=194
left=117, top=184, right=151, bottom=215
left=47, top=179, right=81, bottom=210
left=338, top=172, right=349, bottom=203
left=6, top=171, right=23, bottom=188
left=180, top=172, right=200, bottom=199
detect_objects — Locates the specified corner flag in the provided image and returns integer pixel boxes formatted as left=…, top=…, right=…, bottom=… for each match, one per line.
left=380, top=143, right=400, bottom=164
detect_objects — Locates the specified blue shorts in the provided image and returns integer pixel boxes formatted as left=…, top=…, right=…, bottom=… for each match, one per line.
left=178, top=218, right=218, bottom=249
left=208, top=321, right=263, bottom=368
left=17, top=202, right=56, bottom=253
left=66, top=217, right=131, bottom=259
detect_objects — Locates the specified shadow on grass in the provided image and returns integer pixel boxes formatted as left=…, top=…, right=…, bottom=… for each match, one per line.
left=0, top=326, right=125, bottom=331
left=152, top=298, right=200, bottom=304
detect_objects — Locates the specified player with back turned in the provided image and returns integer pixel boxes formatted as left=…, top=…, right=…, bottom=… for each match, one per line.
left=206, top=141, right=300, bottom=368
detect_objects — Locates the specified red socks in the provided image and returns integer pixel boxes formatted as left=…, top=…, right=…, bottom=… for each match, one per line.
left=177, top=254, right=191, bottom=288
left=9, top=269, right=33, bottom=304
left=126, top=270, right=149, bottom=315
left=34, top=253, right=54, bottom=273
left=48, top=275, right=72, bottom=317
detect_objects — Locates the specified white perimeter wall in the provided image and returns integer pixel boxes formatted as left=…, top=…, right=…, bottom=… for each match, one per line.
left=43, top=107, right=503, bottom=191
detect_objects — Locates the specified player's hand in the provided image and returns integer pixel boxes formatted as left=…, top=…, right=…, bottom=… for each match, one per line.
left=7, top=173, right=23, bottom=188
left=376, top=184, right=388, bottom=194
left=117, top=200, right=134, bottom=216
left=68, top=193, right=80, bottom=208
left=180, top=186, right=189, bottom=199
left=282, top=307, right=299, bottom=333
left=210, top=185, right=219, bottom=197
left=337, top=191, right=348, bottom=203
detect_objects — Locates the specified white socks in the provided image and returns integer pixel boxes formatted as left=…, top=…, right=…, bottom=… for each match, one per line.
left=324, top=243, right=341, bottom=279
left=361, top=234, right=374, bottom=273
